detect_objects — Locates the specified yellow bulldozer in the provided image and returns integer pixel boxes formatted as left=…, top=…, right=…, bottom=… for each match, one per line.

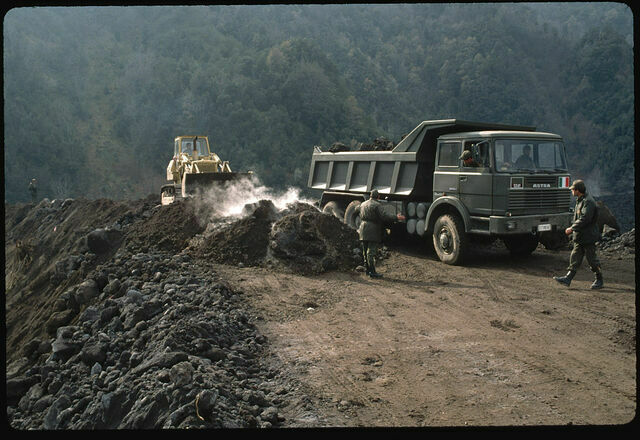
left=160, top=135, right=252, bottom=205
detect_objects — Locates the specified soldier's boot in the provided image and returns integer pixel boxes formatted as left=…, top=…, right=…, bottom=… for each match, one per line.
left=368, top=263, right=383, bottom=278
left=591, top=272, right=604, bottom=290
left=553, top=270, right=575, bottom=287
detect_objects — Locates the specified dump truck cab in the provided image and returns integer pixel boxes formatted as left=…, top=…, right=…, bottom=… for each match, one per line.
left=435, top=129, right=570, bottom=232
left=308, top=119, right=572, bottom=265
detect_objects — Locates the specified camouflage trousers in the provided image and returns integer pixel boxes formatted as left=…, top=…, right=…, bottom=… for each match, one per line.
left=567, top=242, right=601, bottom=273
left=361, top=240, right=379, bottom=273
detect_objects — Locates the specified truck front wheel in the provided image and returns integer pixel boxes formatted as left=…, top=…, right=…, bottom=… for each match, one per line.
left=432, top=214, right=467, bottom=265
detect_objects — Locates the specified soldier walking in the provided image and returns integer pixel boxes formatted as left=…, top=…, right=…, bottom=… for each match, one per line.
left=28, top=178, right=38, bottom=204
left=553, top=179, right=603, bottom=289
left=358, top=189, right=405, bottom=278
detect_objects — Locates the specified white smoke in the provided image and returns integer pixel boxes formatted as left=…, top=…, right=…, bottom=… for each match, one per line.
left=583, top=167, right=605, bottom=197
left=191, top=176, right=315, bottom=225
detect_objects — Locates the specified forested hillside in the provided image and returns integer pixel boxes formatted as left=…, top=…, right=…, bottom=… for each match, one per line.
left=3, top=3, right=634, bottom=202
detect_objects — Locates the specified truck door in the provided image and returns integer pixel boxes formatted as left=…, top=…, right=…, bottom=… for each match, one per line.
left=459, top=140, right=492, bottom=216
left=433, top=141, right=461, bottom=198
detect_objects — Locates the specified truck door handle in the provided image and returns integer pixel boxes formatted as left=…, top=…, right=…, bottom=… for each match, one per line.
left=459, top=176, right=468, bottom=182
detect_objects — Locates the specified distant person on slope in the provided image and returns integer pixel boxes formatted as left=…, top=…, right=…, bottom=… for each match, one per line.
left=553, top=179, right=603, bottom=289
left=358, top=189, right=405, bottom=278
left=28, top=179, right=38, bottom=204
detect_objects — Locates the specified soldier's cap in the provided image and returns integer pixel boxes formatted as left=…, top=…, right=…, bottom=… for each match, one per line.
left=370, top=189, right=379, bottom=199
left=569, top=179, right=586, bottom=193
left=459, top=150, right=472, bottom=160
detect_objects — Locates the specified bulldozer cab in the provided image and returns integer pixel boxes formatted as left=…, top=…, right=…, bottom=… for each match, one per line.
left=175, top=136, right=209, bottom=159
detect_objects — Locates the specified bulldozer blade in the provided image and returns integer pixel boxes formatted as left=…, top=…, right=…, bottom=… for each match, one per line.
left=182, top=172, right=253, bottom=196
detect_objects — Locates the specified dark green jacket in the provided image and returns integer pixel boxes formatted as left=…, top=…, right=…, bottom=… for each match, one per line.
left=571, top=192, right=600, bottom=244
left=357, top=198, right=397, bottom=242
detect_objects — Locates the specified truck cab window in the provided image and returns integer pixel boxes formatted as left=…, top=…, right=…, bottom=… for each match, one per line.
left=494, top=140, right=567, bottom=173
left=438, top=142, right=461, bottom=167
left=464, top=141, right=488, bottom=167
left=181, top=141, right=193, bottom=156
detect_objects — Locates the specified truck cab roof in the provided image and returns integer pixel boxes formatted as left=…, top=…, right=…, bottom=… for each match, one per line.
left=438, top=130, right=563, bottom=141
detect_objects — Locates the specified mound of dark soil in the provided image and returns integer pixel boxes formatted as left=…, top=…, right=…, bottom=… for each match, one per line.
left=124, top=199, right=204, bottom=254
left=193, top=199, right=279, bottom=266
left=268, top=207, right=361, bottom=275
left=191, top=200, right=360, bottom=274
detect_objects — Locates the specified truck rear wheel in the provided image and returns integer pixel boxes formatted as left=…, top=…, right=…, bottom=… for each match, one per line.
left=344, top=200, right=362, bottom=229
left=322, top=201, right=344, bottom=221
left=432, top=214, right=467, bottom=265
left=503, top=234, right=539, bottom=256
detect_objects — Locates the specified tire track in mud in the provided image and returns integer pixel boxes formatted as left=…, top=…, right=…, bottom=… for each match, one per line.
left=218, top=265, right=406, bottom=425
left=269, top=281, right=407, bottom=425
left=398, top=251, right=637, bottom=425
left=466, top=258, right=637, bottom=424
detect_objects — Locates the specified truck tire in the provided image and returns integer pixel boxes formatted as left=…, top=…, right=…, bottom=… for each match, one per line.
left=503, top=234, right=539, bottom=256
left=344, top=200, right=362, bottom=229
left=322, top=201, right=344, bottom=221
left=432, top=213, right=467, bottom=265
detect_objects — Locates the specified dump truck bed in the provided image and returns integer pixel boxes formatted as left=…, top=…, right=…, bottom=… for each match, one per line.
left=308, top=119, right=536, bottom=200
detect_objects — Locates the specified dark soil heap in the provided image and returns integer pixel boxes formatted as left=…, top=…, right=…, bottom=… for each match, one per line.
left=192, top=200, right=279, bottom=266
left=192, top=200, right=361, bottom=274
left=268, top=205, right=361, bottom=275
left=5, top=195, right=360, bottom=429
left=124, top=198, right=205, bottom=254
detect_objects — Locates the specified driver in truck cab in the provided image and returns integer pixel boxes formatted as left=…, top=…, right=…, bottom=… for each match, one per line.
left=459, top=150, right=480, bottom=167
left=515, top=144, right=535, bottom=169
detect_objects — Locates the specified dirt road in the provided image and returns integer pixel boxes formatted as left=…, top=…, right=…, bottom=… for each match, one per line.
left=216, top=242, right=636, bottom=427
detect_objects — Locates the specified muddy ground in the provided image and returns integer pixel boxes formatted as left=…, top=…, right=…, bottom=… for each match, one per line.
left=215, top=240, right=636, bottom=427
left=4, top=195, right=637, bottom=429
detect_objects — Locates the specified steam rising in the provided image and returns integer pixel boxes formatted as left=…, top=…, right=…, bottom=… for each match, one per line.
left=192, top=176, right=315, bottom=225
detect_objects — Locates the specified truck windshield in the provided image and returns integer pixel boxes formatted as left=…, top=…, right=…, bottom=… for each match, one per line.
left=494, top=139, right=567, bottom=173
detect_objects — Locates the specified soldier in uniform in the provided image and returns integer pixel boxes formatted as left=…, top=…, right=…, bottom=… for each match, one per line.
left=358, top=189, right=405, bottom=278
left=459, top=150, right=480, bottom=167
left=553, top=179, right=603, bottom=289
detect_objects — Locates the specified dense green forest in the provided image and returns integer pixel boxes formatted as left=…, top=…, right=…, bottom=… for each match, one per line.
left=3, top=3, right=634, bottom=203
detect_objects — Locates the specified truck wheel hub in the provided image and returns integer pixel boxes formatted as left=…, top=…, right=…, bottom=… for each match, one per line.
left=439, top=230, right=451, bottom=251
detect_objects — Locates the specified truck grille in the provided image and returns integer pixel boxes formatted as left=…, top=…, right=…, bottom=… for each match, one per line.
left=523, top=176, right=559, bottom=188
left=508, top=189, right=571, bottom=213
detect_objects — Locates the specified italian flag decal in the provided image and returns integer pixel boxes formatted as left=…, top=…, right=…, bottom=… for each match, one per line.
left=559, top=176, right=570, bottom=188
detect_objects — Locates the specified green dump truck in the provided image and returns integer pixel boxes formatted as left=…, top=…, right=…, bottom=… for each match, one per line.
left=308, top=119, right=572, bottom=265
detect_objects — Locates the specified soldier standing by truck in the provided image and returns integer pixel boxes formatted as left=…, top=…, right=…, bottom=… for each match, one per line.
left=553, top=179, right=604, bottom=289
left=358, top=189, right=406, bottom=278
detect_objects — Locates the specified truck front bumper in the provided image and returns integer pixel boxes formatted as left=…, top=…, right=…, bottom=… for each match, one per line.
left=489, top=212, right=572, bottom=235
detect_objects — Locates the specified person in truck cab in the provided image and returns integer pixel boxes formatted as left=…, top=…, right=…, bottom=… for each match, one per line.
left=459, top=150, right=480, bottom=167
left=515, top=145, right=535, bottom=169
left=553, top=179, right=604, bottom=289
